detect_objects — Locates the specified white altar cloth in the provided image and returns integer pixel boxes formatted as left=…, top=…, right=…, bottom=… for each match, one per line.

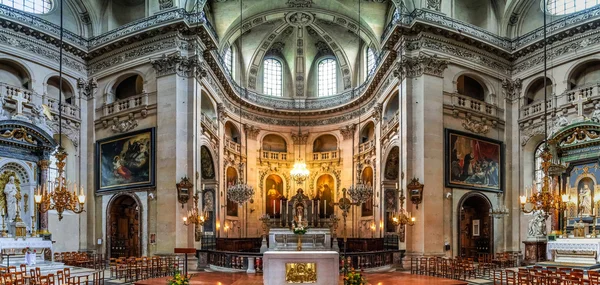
left=0, top=237, right=52, bottom=252
left=25, top=252, right=36, bottom=266
left=547, top=238, right=600, bottom=262
left=263, top=251, right=339, bottom=285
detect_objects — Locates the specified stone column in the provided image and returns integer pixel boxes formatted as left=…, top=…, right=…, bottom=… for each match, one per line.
left=403, top=53, right=448, bottom=256
left=37, top=159, right=50, bottom=235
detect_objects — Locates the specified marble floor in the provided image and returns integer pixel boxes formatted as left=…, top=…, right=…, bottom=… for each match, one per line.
left=132, top=272, right=469, bottom=285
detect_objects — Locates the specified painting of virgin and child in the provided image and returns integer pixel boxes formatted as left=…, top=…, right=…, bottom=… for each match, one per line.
left=445, top=129, right=503, bottom=192
left=96, top=128, right=155, bottom=192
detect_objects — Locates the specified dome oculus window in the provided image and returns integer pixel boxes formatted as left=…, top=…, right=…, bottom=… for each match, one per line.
left=263, top=58, right=282, bottom=96
left=318, top=58, right=337, bottom=97
left=545, top=0, right=600, bottom=15
left=1, top=0, right=53, bottom=14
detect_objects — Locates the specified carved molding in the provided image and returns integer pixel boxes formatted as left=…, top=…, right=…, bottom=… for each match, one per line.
left=462, top=117, right=490, bottom=135
left=291, top=132, right=309, bottom=145
left=372, top=103, right=383, bottom=122
left=286, top=0, right=313, bottom=8
left=426, top=0, right=441, bottom=11
left=77, top=77, right=98, bottom=99
left=244, top=124, right=260, bottom=140
left=340, top=124, right=356, bottom=140
left=402, top=52, right=449, bottom=78
left=159, top=0, right=174, bottom=10
left=107, top=115, right=139, bottom=134
left=150, top=53, right=206, bottom=78
left=502, top=78, right=523, bottom=103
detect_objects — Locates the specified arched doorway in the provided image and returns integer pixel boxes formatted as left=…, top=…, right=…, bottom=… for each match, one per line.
left=108, top=194, right=141, bottom=258
left=457, top=193, right=492, bottom=259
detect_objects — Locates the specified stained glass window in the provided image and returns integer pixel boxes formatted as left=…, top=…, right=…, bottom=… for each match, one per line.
left=318, top=59, right=337, bottom=97
left=224, top=46, right=233, bottom=73
left=263, top=58, right=282, bottom=96
left=546, top=0, right=599, bottom=15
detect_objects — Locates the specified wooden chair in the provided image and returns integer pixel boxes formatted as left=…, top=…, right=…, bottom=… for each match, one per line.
left=427, top=257, right=437, bottom=276
left=92, top=270, right=104, bottom=285
left=56, top=270, right=64, bottom=285
left=517, top=271, right=530, bottom=285
left=463, top=260, right=476, bottom=280
left=492, top=269, right=504, bottom=285
left=589, top=270, right=600, bottom=285
left=418, top=257, right=427, bottom=275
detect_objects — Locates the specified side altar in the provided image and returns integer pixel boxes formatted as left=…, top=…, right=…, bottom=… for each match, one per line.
left=0, top=237, right=54, bottom=267
left=263, top=189, right=339, bottom=285
left=547, top=238, right=600, bottom=265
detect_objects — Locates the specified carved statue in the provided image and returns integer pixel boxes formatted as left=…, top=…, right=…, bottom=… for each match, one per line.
left=3, top=176, right=18, bottom=223
left=0, top=107, right=10, bottom=120
left=527, top=211, right=547, bottom=237
left=579, top=183, right=593, bottom=216
left=553, top=113, right=569, bottom=133
left=591, top=103, right=600, bottom=123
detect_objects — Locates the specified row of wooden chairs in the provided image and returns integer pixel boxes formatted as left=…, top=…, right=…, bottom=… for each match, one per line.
left=410, top=257, right=477, bottom=280
left=109, top=256, right=182, bottom=282
left=492, top=267, right=600, bottom=285
left=53, top=252, right=106, bottom=270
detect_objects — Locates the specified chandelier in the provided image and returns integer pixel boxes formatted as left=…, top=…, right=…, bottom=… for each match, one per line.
left=490, top=193, right=509, bottom=219
left=227, top=169, right=255, bottom=205
left=392, top=190, right=415, bottom=227
left=348, top=170, right=373, bottom=204
left=183, top=191, right=207, bottom=226
left=35, top=148, right=85, bottom=221
left=290, top=160, right=309, bottom=183
left=520, top=147, right=564, bottom=220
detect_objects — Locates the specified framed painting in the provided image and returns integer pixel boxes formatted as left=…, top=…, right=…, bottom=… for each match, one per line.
left=445, top=129, right=504, bottom=192
left=95, top=128, right=155, bottom=192
left=472, top=219, right=480, bottom=237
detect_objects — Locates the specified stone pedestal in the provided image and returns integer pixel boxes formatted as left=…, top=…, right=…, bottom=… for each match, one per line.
left=263, top=251, right=338, bottom=285
left=196, top=251, right=208, bottom=270
left=523, top=240, right=547, bottom=265
left=247, top=257, right=256, bottom=274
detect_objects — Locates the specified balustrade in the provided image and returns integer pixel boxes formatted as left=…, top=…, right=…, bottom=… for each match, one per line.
left=566, top=83, right=600, bottom=102
left=311, top=150, right=339, bottom=161
left=201, top=113, right=218, bottom=135
left=102, top=92, right=149, bottom=116
left=260, top=150, right=289, bottom=161
left=450, top=93, right=498, bottom=117
left=520, top=99, right=554, bottom=120
left=382, top=110, right=399, bottom=135
left=340, top=251, right=397, bottom=270
left=226, top=138, right=242, bottom=153
left=207, top=251, right=263, bottom=273
left=0, top=83, right=33, bottom=102
left=45, top=97, right=80, bottom=119
left=359, top=140, right=375, bottom=154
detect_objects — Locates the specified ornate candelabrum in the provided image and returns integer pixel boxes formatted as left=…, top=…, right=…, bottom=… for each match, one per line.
left=34, top=148, right=86, bottom=221
left=520, top=147, right=563, bottom=220
left=561, top=195, right=571, bottom=238
left=490, top=193, right=509, bottom=219
left=183, top=190, right=207, bottom=226
left=391, top=192, right=415, bottom=227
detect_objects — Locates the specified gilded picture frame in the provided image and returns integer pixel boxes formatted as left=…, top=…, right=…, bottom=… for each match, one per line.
left=95, top=128, right=156, bottom=192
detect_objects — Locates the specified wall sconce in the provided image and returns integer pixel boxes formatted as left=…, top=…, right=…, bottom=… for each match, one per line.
left=407, top=177, right=424, bottom=209
left=176, top=176, right=193, bottom=208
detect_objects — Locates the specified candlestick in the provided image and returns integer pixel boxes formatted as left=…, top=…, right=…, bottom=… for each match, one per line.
left=324, top=200, right=327, bottom=217
left=273, top=200, right=275, bottom=216
left=280, top=200, right=283, bottom=217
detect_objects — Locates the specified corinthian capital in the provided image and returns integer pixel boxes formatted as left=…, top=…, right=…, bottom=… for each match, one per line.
left=502, top=78, right=522, bottom=102
left=402, top=52, right=449, bottom=78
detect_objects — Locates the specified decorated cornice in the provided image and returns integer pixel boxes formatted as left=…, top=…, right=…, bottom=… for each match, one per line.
left=150, top=53, right=207, bottom=78
left=402, top=52, right=448, bottom=78
left=244, top=124, right=260, bottom=140
left=340, top=124, right=356, bottom=140
left=502, top=78, right=522, bottom=103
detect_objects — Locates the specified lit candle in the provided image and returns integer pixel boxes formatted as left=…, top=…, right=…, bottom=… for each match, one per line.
left=280, top=200, right=282, bottom=216
left=273, top=200, right=276, bottom=216
left=395, top=183, right=399, bottom=189
left=324, top=200, right=327, bottom=217
left=202, top=184, right=205, bottom=190
left=312, top=200, right=315, bottom=216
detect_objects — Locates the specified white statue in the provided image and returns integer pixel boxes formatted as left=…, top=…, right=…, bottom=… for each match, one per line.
left=3, top=176, right=18, bottom=223
left=591, top=103, right=600, bottom=123
left=579, top=184, right=592, bottom=216
left=527, top=211, right=547, bottom=237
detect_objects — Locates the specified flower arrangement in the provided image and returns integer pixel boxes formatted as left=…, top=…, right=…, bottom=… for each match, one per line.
left=167, top=269, right=190, bottom=285
left=292, top=220, right=307, bottom=235
left=343, top=268, right=367, bottom=285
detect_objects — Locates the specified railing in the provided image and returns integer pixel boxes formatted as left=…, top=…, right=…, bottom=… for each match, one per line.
left=260, top=150, right=290, bottom=161
left=382, top=110, right=399, bottom=135
left=207, top=251, right=263, bottom=273
left=225, top=138, right=242, bottom=153
left=311, top=150, right=339, bottom=161
left=0, top=83, right=33, bottom=102
left=449, top=93, right=498, bottom=117
left=520, top=99, right=553, bottom=119
left=201, top=113, right=218, bottom=135
left=566, top=83, right=600, bottom=103
left=45, top=97, right=80, bottom=119
left=340, top=250, right=398, bottom=271
left=359, top=140, right=375, bottom=154
left=102, top=92, right=149, bottom=117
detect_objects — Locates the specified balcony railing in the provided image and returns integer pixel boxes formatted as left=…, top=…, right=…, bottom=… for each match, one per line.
left=0, top=82, right=80, bottom=121
left=520, top=99, right=553, bottom=120
left=260, top=150, right=290, bottom=161
left=0, top=83, right=33, bottom=102
left=311, top=150, right=339, bottom=161
left=382, top=110, right=399, bottom=135
left=45, top=97, right=80, bottom=120
left=101, top=92, right=149, bottom=117
left=566, top=83, right=600, bottom=103
left=359, top=140, right=375, bottom=154
left=201, top=113, right=218, bottom=135
left=450, top=93, right=498, bottom=117
left=225, top=138, right=242, bottom=153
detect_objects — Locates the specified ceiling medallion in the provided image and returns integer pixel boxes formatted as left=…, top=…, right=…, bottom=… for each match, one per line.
left=285, top=11, right=314, bottom=27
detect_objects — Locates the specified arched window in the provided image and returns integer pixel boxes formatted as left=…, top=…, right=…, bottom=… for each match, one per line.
left=534, top=142, right=545, bottom=191
left=263, top=58, right=282, bottom=96
left=546, top=0, right=600, bottom=15
left=1, top=0, right=53, bottom=14
left=224, top=46, right=233, bottom=73
left=318, top=59, right=337, bottom=97
left=367, top=48, right=376, bottom=75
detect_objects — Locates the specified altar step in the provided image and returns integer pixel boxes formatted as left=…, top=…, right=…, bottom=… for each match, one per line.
left=534, top=261, right=600, bottom=271
left=0, top=261, right=66, bottom=273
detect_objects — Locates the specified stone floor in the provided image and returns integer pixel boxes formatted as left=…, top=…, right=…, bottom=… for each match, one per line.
left=130, top=271, right=470, bottom=285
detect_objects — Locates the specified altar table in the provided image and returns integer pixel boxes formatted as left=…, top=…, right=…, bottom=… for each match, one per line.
left=547, top=238, right=600, bottom=263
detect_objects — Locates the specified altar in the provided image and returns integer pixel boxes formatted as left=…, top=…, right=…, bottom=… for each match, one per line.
left=0, top=237, right=53, bottom=266
left=547, top=238, right=600, bottom=265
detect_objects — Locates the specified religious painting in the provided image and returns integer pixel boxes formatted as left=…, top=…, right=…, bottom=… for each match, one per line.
left=95, top=128, right=155, bottom=192
left=200, top=146, right=215, bottom=179
left=384, top=188, right=397, bottom=233
left=226, top=167, right=238, bottom=217
left=361, top=166, right=374, bottom=217
left=316, top=174, right=334, bottom=218
left=203, top=188, right=215, bottom=233
left=578, top=177, right=594, bottom=216
left=445, top=129, right=504, bottom=192
left=472, top=219, right=480, bottom=237
left=265, top=174, right=283, bottom=218
left=384, top=146, right=399, bottom=180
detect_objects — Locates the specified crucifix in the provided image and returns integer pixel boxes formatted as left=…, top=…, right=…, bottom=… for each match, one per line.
left=573, top=93, right=590, bottom=118
left=9, top=91, right=28, bottom=115
left=333, top=188, right=360, bottom=275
